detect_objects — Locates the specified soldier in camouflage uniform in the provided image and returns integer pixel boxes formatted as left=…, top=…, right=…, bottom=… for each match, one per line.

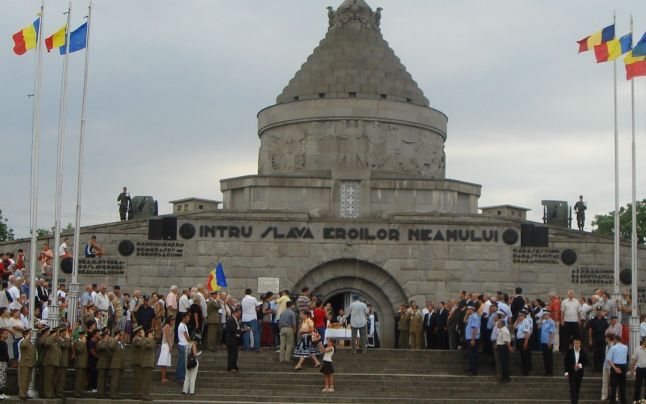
left=42, top=326, right=62, bottom=398
left=131, top=325, right=144, bottom=400
left=96, top=328, right=112, bottom=397
left=73, top=332, right=88, bottom=397
left=397, top=305, right=410, bottom=349
left=109, top=330, right=126, bottom=399
left=57, top=326, right=71, bottom=398
left=140, top=328, right=156, bottom=401
left=18, top=329, right=36, bottom=400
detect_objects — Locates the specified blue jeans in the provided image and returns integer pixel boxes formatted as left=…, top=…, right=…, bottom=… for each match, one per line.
left=176, top=345, right=187, bottom=381
left=12, top=337, right=21, bottom=360
left=243, top=320, right=260, bottom=351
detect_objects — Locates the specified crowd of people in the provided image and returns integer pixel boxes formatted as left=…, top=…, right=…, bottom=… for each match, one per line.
left=406, top=287, right=642, bottom=404
left=3, top=247, right=646, bottom=402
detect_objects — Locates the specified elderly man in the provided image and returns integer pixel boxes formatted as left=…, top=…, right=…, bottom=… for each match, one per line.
left=605, top=316, right=623, bottom=341
left=94, top=285, right=110, bottom=313
left=80, top=284, right=94, bottom=310
left=561, top=289, right=582, bottom=351
left=347, top=296, right=369, bottom=354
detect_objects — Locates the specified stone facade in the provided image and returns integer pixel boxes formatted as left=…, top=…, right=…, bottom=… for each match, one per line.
left=2, top=212, right=645, bottom=347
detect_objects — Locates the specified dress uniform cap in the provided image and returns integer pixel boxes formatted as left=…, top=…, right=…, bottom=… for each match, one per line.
left=133, top=325, right=143, bottom=333
left=466, top=304, right=476, bottom=310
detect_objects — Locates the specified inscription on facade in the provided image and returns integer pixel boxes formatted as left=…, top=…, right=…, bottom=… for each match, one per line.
left=513, top=248, right=560, bottom=264
left=78, top=258, right=126, bottom=275
left=136, top=241, right=184, bottom=258
left=570, top=266, right=614, bottom=284
left=195, top=224, right=503, bottom=244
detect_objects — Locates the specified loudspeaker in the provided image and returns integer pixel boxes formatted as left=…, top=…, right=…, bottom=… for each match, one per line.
left=162, top=216, right=177, bottom=240
left=520, top=223, right=534, bottom=247
left=520, top=223, right=550, bottom=247
left=533, top=226, right=549, bottom=247
left=148, top=218, right=163, bottom=240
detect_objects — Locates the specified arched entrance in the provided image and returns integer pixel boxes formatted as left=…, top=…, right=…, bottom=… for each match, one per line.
left=293, top=258, right=408, bottom=348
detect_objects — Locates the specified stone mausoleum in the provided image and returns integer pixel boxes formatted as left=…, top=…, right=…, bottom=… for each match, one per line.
left=3, top=0, right=646, bottom=347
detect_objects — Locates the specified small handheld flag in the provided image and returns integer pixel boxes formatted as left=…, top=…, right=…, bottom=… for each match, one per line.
left=12, top=19, right=40, bottom=55
left=45, top=25, right=67, bottom=53
left=207, top=262, right=228, bottom=292
left=60, top=22, right=87, bottom=55
left=577, top=24, right=615, bottom=53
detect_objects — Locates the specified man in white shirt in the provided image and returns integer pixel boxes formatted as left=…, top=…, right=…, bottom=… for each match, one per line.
left=240, top=288, right=260, bottom=352
left=561, top=289, right=582, bottom=350
left=631, top=337, right=646, bottom=402
left=93, top=285, right=110, bottom=313
left=7, top=276, right=21, bottom=311
left=58, top=237, right=71, bottom=258
left=496, top=318, right=512, bottom=383
left=347, top=295, right=369, bottom=354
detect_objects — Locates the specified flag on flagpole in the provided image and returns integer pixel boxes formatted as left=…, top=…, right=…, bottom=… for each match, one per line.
left=624, top=50, right=646, bottom=80
left=45, top=24, right=66, bottom=53
left=577, top=24, right=615, bottom=53
left=632, top=32, right=646, bottom=57
left=60, top=22, right=87, bottom=55
left=12, top=18, right=40, bottom=55
left=207, top=262, right=228, bottom=291
left=594, top=33, right=632, bottom=63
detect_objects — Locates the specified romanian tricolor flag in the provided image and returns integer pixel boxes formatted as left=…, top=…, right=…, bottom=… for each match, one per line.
left=578, top=24, right=615, bottom=53
left=632, top=32, right=646, bottom=57
left=12, top=19, right=40, bottom=55
left=594, top=33, right=632, bottom=63
left=45, top=25, right=67, bottom=53
left=207, top=262, right=228, bottom=292
left=624, top=50, right=646, bottom=80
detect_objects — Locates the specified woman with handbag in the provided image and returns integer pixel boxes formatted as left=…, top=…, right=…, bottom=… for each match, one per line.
left=182, top=339, right=201, bottom=395
left=293, top=311, right=321, bottom=371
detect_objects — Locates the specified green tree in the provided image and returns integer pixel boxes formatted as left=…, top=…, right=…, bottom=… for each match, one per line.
left=592, top=199, right=646, bottom=244
left=35, top=228, right=52, bottom=238
left=0, top=210, right=15, bottom=241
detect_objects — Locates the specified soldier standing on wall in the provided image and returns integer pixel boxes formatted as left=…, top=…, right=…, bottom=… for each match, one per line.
left=117, top=187, right=131, bottom=221
left=574, top=195, right=587, bottom=231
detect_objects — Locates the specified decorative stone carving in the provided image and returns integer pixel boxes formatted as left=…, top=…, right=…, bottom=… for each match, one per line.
left=329, top=0, right=381, bottom=31
left=327, top=6, right=335, bottom=28
left=259, top=119, right=445, bottom=178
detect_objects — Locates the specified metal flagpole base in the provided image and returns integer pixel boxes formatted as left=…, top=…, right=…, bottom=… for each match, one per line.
left=68, top=282, right=79, bottom=328
left=630, top=314, right=641, bottom=357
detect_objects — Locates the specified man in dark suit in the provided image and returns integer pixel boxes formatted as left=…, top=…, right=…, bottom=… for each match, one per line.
left=423, top=303, right=436, bottom=349
left=436, top=302, right=449, bottom=349
left=226, top=308, right=243, bottom=372
left=510, top=287, right=524, bottom=323
left=564, top=338, right=587, bottom=404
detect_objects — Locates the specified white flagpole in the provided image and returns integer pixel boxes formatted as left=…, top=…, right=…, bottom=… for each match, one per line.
left=49, top=2, right=73, bottom=329
left=69, top=0, right=93, bottom=329
left=629, top=15, right=640, bottom=357
left=612, top=11, right=621, bottom=305
left=27, top=1, right=45, bottom=398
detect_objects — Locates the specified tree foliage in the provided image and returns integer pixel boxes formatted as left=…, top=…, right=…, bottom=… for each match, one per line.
left=0, top=210, right=14, bottom=242
left=592, top=199, right=646, bottom=244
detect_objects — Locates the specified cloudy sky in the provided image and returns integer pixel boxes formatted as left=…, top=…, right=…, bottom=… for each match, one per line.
left=2, top=0, right=646, bottom=238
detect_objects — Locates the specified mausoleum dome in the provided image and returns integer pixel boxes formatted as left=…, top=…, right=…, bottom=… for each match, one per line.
left=277, top=0, right=429, bottom=107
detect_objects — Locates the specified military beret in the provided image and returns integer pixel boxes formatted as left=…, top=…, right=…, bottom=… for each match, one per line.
left=101, top=328, right=111, bottom=335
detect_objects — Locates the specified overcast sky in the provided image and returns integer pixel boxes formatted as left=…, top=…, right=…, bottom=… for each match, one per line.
left=2, top=0, right=646, bottom=238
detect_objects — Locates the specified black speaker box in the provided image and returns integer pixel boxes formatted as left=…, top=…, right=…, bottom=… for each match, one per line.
left=162, top=216, right=177, bottom=240
left=148, top=218, right=163, bottom=240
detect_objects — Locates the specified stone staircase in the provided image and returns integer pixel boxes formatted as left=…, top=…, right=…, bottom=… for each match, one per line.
left=2, top=348, right=630, bottom=403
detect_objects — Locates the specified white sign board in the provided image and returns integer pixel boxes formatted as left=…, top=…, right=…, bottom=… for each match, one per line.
left=258, top=277, right=280, bottom=294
